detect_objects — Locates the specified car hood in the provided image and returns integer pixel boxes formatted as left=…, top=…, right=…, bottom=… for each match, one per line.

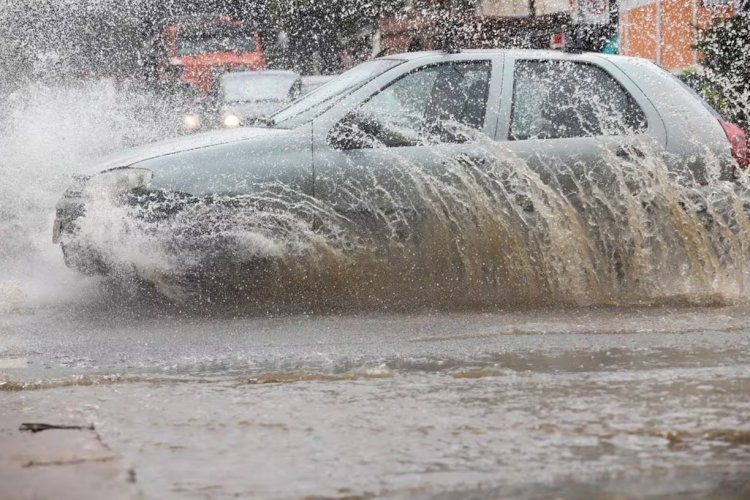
left=128, top=123, right=312, bottom=196
left=82, top=127, right=287, bottom=176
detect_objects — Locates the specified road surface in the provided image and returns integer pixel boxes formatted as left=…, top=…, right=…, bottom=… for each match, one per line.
left=2, top=299, right=750, bottom=498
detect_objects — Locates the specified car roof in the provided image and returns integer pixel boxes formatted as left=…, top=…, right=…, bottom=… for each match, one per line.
left=382, top=48, right=636, bottom=64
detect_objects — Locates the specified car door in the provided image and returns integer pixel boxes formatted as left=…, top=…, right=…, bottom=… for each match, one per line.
left=311, top=55, right=503, bottom=235
left=494, top=55, right=667, bottom=209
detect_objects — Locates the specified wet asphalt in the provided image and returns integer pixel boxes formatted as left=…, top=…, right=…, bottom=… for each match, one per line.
left=2, top=302, right=750, bottom=498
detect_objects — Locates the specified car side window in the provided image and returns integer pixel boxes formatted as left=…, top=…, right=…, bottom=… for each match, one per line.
left=509, top=60, right=647, bottom=141
left=337, top=61, right=491, bottom=148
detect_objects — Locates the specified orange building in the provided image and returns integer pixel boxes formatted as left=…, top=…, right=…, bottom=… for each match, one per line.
left=619, top=0, right=735, bottom=70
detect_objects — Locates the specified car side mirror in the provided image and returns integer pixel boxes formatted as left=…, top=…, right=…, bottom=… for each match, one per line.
left=327, top=112, right=381, bottom=151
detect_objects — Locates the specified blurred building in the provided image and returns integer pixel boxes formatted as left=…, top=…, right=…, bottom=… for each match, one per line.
left=619, top=0, right=737, bottom=69
left=378, top=0, right=617, bottom=54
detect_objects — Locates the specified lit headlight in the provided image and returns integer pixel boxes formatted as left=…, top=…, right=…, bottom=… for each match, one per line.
left=82, top=168, right=153, bottom=201
left=223, top=113, right=241, bottom=128
left=184, top=113, right=201, bottom=130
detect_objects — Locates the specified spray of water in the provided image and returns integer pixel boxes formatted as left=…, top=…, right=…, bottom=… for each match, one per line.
left=57, top=131, right=750, bottom=311
left=3, top=73, right=750, bottom=313
left=0, top=79, right=179, bottom=311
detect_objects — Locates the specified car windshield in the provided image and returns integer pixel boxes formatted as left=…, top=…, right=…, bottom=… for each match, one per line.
left=221, top=73, right=298, bottom=102
left=271, top=59, right=404, bottom=129
left=176, top=25, right=257, bottom=55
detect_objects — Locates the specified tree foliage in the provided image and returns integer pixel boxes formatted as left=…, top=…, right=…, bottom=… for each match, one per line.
left=684, top=13, right=750, bottom=133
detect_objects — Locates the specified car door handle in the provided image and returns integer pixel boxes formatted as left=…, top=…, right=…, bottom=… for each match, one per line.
left=615, top=146, right=645, bottom=159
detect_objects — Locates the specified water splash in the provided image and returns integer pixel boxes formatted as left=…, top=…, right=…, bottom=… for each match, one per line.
left=0, top=79, right=178, bottom=311
left=3, top=79, right=750, bottom=311
left=64, top=134, right=750, bottom=310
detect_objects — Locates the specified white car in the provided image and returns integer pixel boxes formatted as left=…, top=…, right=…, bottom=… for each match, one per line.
left=219, top=70, right=302, bottom=128
left=55, top=49, right=748, bottom=280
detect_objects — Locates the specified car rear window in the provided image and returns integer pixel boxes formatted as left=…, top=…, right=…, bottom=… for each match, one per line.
left=667, top=71, right=724, bottom=121
left=510, top=60, right=648, bottom=141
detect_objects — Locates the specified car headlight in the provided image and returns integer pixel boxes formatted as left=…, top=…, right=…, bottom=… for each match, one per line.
left=82, top=168, right=153, bottom=201
left=184, top=113, right=201, bottom=130
left=223, top=113, right=241, bottom=128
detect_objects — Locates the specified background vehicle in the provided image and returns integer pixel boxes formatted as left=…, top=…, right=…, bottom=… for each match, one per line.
left=219, top=70, right=302, bottom=128
left=157, top=15, right=266, bottom=94
left=300, top=75, right=336, bottom=94
left=183, top=72, right=338, bottom=132
left=54, top=50, right=747, bottom=277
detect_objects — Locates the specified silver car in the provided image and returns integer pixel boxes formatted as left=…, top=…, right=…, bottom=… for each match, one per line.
left=54, top=49, right=748, bottom=280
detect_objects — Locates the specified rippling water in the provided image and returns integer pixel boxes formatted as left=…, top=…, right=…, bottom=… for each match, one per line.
left=2, top=294, right=750, bottom=497
left=2, top=327, right=749, bottom=498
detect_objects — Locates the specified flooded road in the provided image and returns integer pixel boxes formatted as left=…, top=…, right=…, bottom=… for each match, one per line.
left=2, top=78, right=750, bottom=498
left=2, top=304, right=750, bottom=498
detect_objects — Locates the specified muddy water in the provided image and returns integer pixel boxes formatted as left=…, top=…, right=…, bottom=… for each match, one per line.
left=4, top=367, right=750, bottom=499
left=67, top=137, right=750, bottom=310
left=2, top=306, right=750, bottom=498
left=4, top=81, right=750, bottom=312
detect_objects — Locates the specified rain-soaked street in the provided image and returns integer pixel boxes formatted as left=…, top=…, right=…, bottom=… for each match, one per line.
left=2, top=303, right=750, bottom=498
left=4, top=85, right=750, bottom=499
left=3, top=1, right=750, bottom=498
